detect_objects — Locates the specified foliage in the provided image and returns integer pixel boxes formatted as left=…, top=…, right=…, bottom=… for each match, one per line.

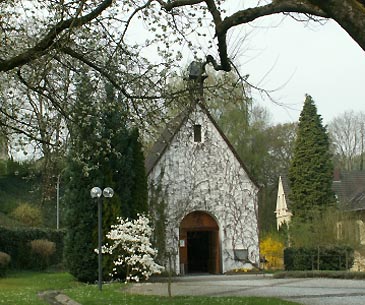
left=0, top=212, right=25, bottom=229
left=0, top=226, right=64, bottom=270
left=0, top=159, right=36, bottom=177
left=102, top=214, right=164, bottom=282
left=288, top=95, right=335, bottom=222
left=260, top=233, right=285, bottom=270
left=30, top=239, right=56, bottom=270
left=284, top=246, right=354, bottom=271
left=264, top=123, right=297, bottom=183
left=289, top=205, right=344, bottom=249
left=0, top=160, right=42, bottom=220
left=0, top=251, right=11, bottom=277
left=63, top=76, right=148, bottom=283
left=11, top=203, right=43, bottom=227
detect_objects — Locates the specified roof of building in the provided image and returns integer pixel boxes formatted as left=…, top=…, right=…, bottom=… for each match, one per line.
left=280, top=171, right=365, bottom=211
left=144, top=100, right=259, bottom=189
left=332, top=171, right=365, bottom=211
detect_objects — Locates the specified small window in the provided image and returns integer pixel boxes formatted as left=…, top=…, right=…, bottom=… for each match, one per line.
left=193, top=124, right=202, bottom=142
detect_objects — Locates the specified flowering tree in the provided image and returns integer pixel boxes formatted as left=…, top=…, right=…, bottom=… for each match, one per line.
left=102, top=215, right=164, bottom=282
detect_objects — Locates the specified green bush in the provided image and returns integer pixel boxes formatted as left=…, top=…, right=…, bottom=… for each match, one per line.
left=5, top=159, right=35, bottom=177
left=0, top=251, right=11, bottom=276
left=30, top=239, right=56, bottom=270
left=11, top=203, right=43, bottom=227
left=274, top=270, right=365, bottom=279
left=0, top=226, right=64, bottom=270
left=284, top=246, right=354, bottom=271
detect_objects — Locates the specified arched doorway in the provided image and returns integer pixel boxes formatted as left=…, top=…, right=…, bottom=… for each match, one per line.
left=179, top=211, right=220, bottom=274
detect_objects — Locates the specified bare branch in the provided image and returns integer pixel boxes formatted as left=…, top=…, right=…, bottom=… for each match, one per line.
left=0, top=0, right=113, bottom=72
left=60, top=46, right=162, bottom=100
left=157, top=0, right=328, bottom=72
left=156, top=0, right=204, bottom=11
left=16, top=70, right=70, bottom=120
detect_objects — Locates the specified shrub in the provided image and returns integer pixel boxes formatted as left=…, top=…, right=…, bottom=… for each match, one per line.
left=274, top=270, right=365, bottom=279
left=30, top=239, right=56, bottom=270
left=284, top=246, right=354, bottom=271
left=0, top=251, right=11, bottom=276
left=0, top=226, right=64, bottom=270
left=260, top=234, right=285, bottom=270
left=11, top=203, right=42, bottom=227
left=102, top=215, right=164, bottom=282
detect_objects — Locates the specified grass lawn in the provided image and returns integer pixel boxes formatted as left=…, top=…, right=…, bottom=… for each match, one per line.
left=0, top=271, right=300, bottom=305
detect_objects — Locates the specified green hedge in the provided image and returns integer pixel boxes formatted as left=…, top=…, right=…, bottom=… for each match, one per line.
left=274, top=270, right=365, bottom=279
left=284, top=246, right=354, bottom=271
left=0, top=226, right=65, bottom=270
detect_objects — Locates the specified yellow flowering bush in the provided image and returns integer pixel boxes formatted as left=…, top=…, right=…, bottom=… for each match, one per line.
left=260, top=234, right=285, bottom=270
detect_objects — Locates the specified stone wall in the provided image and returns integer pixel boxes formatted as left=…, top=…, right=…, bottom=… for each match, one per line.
left=148, top=104, right=259, bottom=273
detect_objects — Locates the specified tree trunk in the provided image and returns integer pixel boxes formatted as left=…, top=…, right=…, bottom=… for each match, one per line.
left=310, top=0, right=365, bottom=52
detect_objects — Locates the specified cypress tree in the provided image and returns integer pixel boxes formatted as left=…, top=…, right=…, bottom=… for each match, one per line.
left=288, top=95, right=335, bottom=222
left=64, top=78, right=148, bottom=282
left=63, top=72, right=102, bottom=282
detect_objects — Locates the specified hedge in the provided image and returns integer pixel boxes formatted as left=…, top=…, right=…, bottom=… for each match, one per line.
left=284, top=246, right=354, bottom=271
left=0, top=226, right=65, bottom=270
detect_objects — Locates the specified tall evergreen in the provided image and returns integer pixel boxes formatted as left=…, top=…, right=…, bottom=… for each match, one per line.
left=64, top=77, right=148, bottom=282
left=63, top=72, right=102, bottom=282
left=288, top=95, right=334, bottom=222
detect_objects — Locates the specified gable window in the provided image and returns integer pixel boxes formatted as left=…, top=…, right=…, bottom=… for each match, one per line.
left=193, top=124, right=202, bottom=142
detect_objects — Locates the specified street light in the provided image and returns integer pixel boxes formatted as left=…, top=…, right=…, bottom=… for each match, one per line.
left=90, top=186, right=114, bottom=291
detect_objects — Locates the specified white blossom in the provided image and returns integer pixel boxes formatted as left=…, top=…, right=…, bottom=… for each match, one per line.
left=100, top=214, right=164, bottom=282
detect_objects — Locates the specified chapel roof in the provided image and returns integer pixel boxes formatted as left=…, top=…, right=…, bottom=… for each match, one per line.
left=144, top=100, right=259, bottom=189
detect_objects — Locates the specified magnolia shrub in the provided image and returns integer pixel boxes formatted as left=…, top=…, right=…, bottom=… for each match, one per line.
left=101, top=214, right=164, bottom=282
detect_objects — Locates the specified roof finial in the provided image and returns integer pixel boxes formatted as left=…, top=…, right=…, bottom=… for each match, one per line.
left=187, top=60, right=208, bottom=100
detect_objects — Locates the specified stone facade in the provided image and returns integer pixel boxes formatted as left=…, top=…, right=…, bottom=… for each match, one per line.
left=146, top=102, right=259, bottom=274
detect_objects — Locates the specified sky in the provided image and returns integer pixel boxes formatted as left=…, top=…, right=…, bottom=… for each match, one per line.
left=237, top=15, right=365, bottom=125
left=132, top=2, right=365, bottom=126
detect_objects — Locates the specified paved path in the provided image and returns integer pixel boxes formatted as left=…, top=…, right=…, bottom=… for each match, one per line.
left=125, top=274, right=365, bottom=305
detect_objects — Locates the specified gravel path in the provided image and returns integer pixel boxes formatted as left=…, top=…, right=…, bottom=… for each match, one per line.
left=124, top=274, right=365, bottom=305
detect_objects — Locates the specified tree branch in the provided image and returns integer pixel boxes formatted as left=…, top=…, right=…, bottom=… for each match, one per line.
left=156, top=0, right=205, bottom=11
left=60, top=46, right=163, bottom=100
left=0, top=0, right=113, bottom=72
left=307, top=0, right=365, bottom=52
left=158, top=0, right=328, bottom=72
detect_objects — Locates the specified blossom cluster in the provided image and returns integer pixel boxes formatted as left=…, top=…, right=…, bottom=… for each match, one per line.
left=101, top=214, right=164, bottom=282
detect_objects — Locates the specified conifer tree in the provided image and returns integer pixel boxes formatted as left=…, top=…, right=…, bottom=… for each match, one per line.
left=288, top=95, right=335, bottom=222
left=63, top=72, right=102, bottom=282
left=64, top=77, right=148, bottom=282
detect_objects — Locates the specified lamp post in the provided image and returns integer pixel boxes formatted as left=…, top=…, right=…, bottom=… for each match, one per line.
left=90, top=186, right=114, bottom=291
